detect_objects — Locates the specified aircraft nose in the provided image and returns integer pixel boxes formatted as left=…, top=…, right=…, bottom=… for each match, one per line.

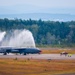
left=39, top=50, right=42, bottom=54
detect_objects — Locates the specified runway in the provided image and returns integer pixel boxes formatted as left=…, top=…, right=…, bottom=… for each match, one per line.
left=0, top=54, right=75, bottom=59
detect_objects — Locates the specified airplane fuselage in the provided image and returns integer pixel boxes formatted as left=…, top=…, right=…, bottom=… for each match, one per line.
left=0, top=47, right=41, bottom=55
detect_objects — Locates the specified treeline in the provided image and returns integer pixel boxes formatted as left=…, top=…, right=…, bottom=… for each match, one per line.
left=0, top=18, right=75, bottom=46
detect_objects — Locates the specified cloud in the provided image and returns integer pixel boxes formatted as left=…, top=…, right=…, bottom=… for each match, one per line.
left=0, top=0, right=75, bottom=14
left=0, top=0, right=75, bottom=8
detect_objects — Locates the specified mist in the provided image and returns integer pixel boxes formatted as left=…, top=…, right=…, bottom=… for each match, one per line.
left=0, top=29, right=35, bottom=48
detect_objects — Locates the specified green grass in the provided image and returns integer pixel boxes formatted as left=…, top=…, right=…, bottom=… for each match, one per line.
left=36, top=44, right=75, bottom=48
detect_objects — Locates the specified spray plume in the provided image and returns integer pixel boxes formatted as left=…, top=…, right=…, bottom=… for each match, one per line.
left=0, top=29, right=35, bottom=48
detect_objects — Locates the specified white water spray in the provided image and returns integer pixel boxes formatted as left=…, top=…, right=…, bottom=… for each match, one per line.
left=0, top=31, right=6, bottom=42
left=0, top=29, right=35, bottom=48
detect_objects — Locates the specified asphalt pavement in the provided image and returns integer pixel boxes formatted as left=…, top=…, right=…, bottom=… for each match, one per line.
left=0, top=54, right=75, bottom=59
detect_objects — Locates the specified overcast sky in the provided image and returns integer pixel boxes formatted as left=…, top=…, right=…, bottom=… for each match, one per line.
left=0, top=0, right=75, bottom=14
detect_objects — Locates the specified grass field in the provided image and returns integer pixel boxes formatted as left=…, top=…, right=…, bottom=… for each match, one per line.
left=0, top=58, right=75, bottom=75
left=41, top=48, right=75, bottom=54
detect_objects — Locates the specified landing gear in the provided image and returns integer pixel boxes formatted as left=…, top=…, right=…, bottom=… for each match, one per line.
left=3, top=52, right=7, bottom=55
left=24, top=53, right=26, bottom=55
